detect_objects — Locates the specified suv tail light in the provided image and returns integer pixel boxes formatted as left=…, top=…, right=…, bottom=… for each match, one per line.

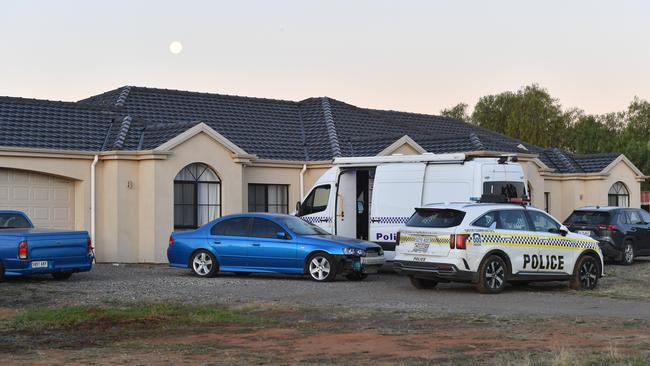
left=449, top=234, right=468, bottom=250
left=18, top=240, right=28, bottom=259
left=599, top=224, right=618, bottom=236
left=169, top=235, right=175, bottom=247
left=395, top=232, right=401, bottom=246
left=87, top=237, right=93, bottom=256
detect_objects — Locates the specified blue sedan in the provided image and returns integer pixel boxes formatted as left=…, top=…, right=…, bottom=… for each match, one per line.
left=167, top=213, right=385, bottom=282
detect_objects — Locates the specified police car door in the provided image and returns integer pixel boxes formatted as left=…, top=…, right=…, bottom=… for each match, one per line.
left=494, top=209, right=540, bottom=274
left=526, top=210, right=572, bottom=275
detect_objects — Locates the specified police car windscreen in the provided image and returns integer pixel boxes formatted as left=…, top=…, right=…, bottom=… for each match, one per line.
left=407, top=209, right=466, bottom=228
left=483, top=181, right=525, bottom=198
left=565, top=211, right=610, bottom=225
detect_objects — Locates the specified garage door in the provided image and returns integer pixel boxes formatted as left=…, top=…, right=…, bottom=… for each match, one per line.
left=0, top=168, right=75, bottom=229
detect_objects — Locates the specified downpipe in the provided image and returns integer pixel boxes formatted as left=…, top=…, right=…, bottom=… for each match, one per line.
left=90, top=154, right=99, bottom=262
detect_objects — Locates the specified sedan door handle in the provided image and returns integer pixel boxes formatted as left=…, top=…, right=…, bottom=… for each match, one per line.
left=252, top=243, right=261, bottom=247
left=212, top=241, right=221, bottom=245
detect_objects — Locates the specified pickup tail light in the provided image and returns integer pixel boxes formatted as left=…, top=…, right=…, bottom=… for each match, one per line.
left=18, top=240, right=28, bottom=259
left=449, top=234, right=468, bottom=250
left=169, top=234, right=175, bottom=247
left=87, top=237, right=94, bottom=256
left=395, top=232, right=400, bottom=246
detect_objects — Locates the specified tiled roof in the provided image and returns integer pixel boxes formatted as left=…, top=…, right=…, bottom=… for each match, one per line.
left=0, top=96, right=116, bottom=151
left=0, top=86, right=626, bottom=175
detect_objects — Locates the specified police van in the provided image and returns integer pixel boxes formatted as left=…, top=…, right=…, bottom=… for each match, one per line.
left=392, top=198, right=604, bottom=293
left=296, top=153, right=526, bottom=260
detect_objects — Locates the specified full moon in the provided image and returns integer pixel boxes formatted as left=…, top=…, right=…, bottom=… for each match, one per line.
left=169, top=41, right=183, bottom=54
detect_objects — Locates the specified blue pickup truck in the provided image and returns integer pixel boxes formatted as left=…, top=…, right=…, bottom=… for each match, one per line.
left=0, top=211, right=93, bottom=280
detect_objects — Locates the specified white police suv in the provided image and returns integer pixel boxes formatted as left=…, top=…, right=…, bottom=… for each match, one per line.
left=393, top=199, right=604, bottom=294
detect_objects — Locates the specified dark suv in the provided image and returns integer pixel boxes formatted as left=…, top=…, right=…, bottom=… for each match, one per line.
left=564, top=207, right=650, bottom=265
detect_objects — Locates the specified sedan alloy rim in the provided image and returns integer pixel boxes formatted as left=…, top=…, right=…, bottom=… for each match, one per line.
left=485, top=260, right=505, bottom=289
left=309, top=257, right=331, bottom=280
left=579, top=260, right=597, bottom=288
left=193, top=252, right=212, bottom=276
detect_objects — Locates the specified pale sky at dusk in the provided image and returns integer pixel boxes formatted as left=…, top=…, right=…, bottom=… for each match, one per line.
left=1, top=0, right=649, bottom=115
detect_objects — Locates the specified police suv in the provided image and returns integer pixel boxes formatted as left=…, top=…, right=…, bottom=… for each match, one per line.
left=393, top=197, right=604, bottom=293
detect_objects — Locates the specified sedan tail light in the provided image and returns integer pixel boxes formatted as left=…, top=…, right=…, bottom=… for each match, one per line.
left=169, top=234, right=175, bottom=247
left=18, top=240, right=28, bottom=259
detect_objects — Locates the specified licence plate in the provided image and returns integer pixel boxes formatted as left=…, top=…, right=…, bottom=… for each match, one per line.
left=361, top=256, right=385, bottom=266
left=31, top=261, right=48, bottom=269
left=413, top=237, right=430, bottom=253
left=578, top=230, right=592, bottom=237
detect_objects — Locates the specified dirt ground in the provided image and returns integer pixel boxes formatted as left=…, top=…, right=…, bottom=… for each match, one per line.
left=2, top=303, right=650, bottom=365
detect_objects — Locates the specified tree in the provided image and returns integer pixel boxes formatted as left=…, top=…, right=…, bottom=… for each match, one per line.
left=440, top=103, right=470, bottom=121
left=471, top=84, right=572, bottom=149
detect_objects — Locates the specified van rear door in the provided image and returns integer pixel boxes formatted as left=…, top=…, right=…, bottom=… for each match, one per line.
left=370, top=163, right=426, bottom=256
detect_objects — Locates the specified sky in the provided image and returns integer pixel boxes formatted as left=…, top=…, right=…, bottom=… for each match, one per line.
left=1, top=0, right=649, bottom=115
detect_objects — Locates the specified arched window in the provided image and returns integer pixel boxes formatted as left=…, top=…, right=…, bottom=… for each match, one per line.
left=608, top=182, right=629, bottom=207
left=174, top=163, right=221, bottom=229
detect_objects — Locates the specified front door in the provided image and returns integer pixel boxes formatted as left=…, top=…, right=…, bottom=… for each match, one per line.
left=526, top=210, right=573, bottom=275
left=493, top=209, right=539, bottom=274
left=247, top=218, right=298, bottom=270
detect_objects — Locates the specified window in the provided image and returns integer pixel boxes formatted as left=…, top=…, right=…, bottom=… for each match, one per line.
left=174, top=163, right=221, bottom=229
left=483, top=181, right=526, bottom=198
left=248, top=184, right=289, bottom=213
left=211, top=218, right=250, bottom=236
left=0, top=213, right=32, bottom=229
left=251, top=218, right=288, bottom=239
left=566, top=211, right=611, bottom=225
left=608, top=182, right=629, bottom=207
left=528, top=210, right=561, bottom=234
left=544, top=192, right=550, bottom=213
left=473, top=211, right=498, bottom=228
left=496, top=210, right=530, bottom=231
left=300, top=185, right=331, bottom=215
left=406, top=209, right=466, bottom=228
left=626, top=210, right=644, bottom=225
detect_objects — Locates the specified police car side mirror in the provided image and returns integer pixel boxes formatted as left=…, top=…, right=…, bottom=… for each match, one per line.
left=559, top=225, right=569, bottom=236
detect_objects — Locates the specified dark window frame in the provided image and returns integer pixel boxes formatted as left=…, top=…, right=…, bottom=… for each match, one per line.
left=174, top=164, right=222, bottom=230
left=247, top=184, right=290, bottom=214
left=608, top=182, right=630, bottom=207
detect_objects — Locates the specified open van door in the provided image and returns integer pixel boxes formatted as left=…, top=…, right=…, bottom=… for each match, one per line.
left=370, top=163, right=426, bottom=259
left=298, top=167, right=337, bottom=233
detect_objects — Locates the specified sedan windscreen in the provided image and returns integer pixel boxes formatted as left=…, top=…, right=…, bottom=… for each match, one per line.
left=406, top=209, right=466, bottom=228
left=0, top=213, right=32, bottom=229
left=281, top=216, right=329, bottom=235
left=565, top=211, right=610, bottom=225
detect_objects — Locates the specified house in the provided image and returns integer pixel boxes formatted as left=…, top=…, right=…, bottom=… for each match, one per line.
left=0, top=86, right=646, bottom=263
left=642, top=191, right=650, bottom=212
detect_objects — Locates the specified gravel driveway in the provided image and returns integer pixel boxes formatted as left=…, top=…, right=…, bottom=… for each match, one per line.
left=2, top=262, right=650, bottom=319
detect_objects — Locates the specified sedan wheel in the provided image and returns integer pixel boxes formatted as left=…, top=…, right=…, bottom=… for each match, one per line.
left=191, top=250, right=218, bottom=278
left=307, top=253, right=337, bottom=282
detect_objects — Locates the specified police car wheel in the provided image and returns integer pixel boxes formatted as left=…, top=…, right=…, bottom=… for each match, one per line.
left=620, top=242, right=634, bottom=265
left=570, top=255, right=599, bottom=290
left=477, top=255, right=508, bottom=294
left=408, top=276, right=438, bottom=289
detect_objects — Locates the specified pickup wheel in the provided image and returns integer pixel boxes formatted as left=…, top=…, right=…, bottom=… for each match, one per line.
left=190, top=250, right=219, bottom=278
left=409, top=276, right=438, bottom=289
left=620, top=242, right=634, bottom=265
left=476, top=255, right=508, bottom=294
left=51, top=272, right=73, bottom=280
left=569, top=255, right=599, bottom=290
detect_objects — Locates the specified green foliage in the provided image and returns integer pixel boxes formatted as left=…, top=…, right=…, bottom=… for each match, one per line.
left=460, top=84, right=649, bottom=189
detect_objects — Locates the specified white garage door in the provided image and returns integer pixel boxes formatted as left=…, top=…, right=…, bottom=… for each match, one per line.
left=0, top=168, right=75, bottom=229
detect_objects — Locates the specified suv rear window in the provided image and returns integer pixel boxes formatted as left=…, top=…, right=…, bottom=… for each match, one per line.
left=406, top=209, right=466, bottom=228
left=565, top=211, right=610, bottom=225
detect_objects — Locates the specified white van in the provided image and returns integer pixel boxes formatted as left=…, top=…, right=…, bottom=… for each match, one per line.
left=296, top=153, right=527, bottom=260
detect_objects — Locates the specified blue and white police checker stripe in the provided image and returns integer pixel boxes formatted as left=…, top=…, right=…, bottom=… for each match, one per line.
left=466, top=232, right=600, bottom=251
left=302, top=216, right=332, bottom=224
left=371, top=217, right=410, bottom=224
